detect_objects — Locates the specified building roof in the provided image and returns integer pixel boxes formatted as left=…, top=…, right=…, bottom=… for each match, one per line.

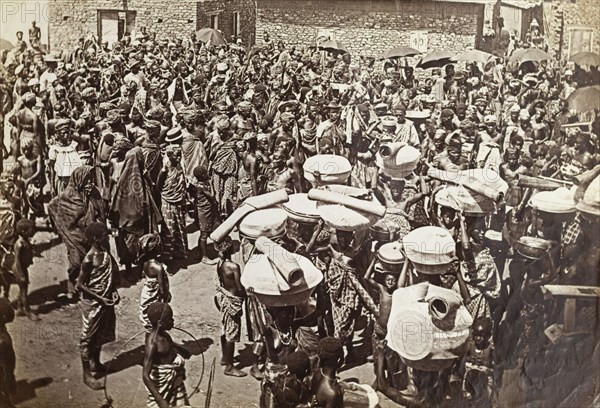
left=501, top=0, right=542, bottom=10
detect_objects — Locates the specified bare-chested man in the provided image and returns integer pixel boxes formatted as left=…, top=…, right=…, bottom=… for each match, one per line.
left=265, top=149, right=299, bottom=194
left=269, top=112, right=295, bottom=153
left=238, top=132, right=264, bottom=201
left=214, top=237, right=247, bottom=377
left=15, top=139, right=44, bottom=219
left=16, top=92, right=45, bottom=158
left=230, top=101, right=256, bottom=137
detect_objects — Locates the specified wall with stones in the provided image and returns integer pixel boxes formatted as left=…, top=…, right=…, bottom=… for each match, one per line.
left=196, top=0, right=256, bottom=45
left=48, top=0, right=198, bottom=50
left=545, top=0, right=600, bottom=59
left=255, top=0, right=487, bottom=58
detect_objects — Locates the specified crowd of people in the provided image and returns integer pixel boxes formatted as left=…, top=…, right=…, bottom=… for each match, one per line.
left=0, top=24, right=599, bottom=408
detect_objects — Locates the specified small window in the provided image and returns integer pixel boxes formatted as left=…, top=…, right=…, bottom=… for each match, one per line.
left=210, top=14, right=219, bottom=30
left=233, top=12, right=241, bottom=39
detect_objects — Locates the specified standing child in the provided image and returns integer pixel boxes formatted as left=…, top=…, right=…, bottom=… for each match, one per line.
left=192, top=166, right=220, bottom=264
left=138, top=233, right=171, bottom=332
left=364, top=264, right=401, bottom=394
left=12, top=219, right=37, bottom=319
left=143, top=302, right=191, bottom=407
left=214, top=237, right=246, bottom=377
left=15, top=139, right=44, bottom=220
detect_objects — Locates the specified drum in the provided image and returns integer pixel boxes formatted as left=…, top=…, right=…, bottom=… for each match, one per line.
left=435, top=185, right=496, bottom=216
left=241, top=251, right=323, bottom=307
left=239, top=208, right=288, bottom=240
left=376, top=143, right=421, bottom=180
left=303, top=154, right=352, bottom=187
left=318, top=204, right=376, bottom=232
left=387, top=282, right=473, bottom=372
left=403, top=226, right=456, bottom=275
left=530, top=187, right=576, bottom=214
left=282, top=193, right=320, bottom=224
left=377, top=242, right=405, bottom=273
left=516, top=236, right=554, bottom=260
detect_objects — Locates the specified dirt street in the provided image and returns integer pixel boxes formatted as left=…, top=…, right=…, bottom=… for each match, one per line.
left=6, top=229, right=400, bottom=408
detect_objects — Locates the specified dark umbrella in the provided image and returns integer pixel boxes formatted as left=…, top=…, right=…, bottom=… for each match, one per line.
left=567, top=86, right=600, bottom=113
left=318, top=40, right=348, bottom=54
left=455, top=49, right=494, bottom=64
left=416, top=51, right=456, bottom=69
left=0, top=38, right=14, bottom=51
left=196, top=28, right=226, bottom=45
left=380, top=46, right=420, bottom=60
left=508, top=48, right=551, bottom=64
left=570, top=51, right=600, bottom=67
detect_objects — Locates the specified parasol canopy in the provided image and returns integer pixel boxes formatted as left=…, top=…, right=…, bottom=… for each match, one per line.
left=455, top=49, right=494, bottom=64
left=318, top=40, right=348, bottom=54
left=380, top=46, right=420, bottom=60
left=416, top=51, right=456, bottom=69
left=567, top=85, right=600, bottom=113
left=195, top=28, right=226, bottom=45
left=570, top=51, right=600, bottom=67
left=0, top=38, right=14, bottom=51
left=508, top=48, right=551, bottom=64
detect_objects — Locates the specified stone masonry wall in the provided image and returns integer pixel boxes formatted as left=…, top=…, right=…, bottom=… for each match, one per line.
left=196, top=0, right=256, bottom=45
left=545, top=0, right=600, bottom=59
left=48, top=0, right=198, bottom=50
left=256, top=0, right=486, bottom=58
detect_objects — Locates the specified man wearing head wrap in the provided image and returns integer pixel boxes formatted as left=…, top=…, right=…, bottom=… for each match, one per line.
left=48, top=119, right=82, bottom=195
left=137, top=120, right=164, bottom=191
left=177, top=108, right=208, bottom=183
left=316, top=101, right=347, bottom=155
left=16, top=92, right=45, bottom=158
left=48, top=166, right=106, bottom=300
left=269, top=111, right=297, bottom=153
left=157, top=144, right=188, bottom=261
left=138, top=233, right=171, bottom=331
left=231, top=101, right=256, bottom=136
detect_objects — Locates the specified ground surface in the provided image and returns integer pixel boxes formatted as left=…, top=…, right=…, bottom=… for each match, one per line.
left=7, top=228, right=407, bottom=408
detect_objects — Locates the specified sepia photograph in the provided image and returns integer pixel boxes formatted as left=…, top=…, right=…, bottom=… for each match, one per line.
left=0, top=0, right=598, bottom=406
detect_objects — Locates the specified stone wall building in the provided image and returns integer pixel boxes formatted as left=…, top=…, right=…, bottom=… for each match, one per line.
left=543, top=0, right=600, bottom=59
left=47, top=0, right=255, bottom=50
left=255, top=0, right=500, bottom=58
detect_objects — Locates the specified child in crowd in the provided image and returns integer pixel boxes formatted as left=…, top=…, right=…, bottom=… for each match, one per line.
left=143, top=302, right=191, bottom=408
left=12, top=219, right=37, bottom=319
left=192, top=165, right=220, bottom=264
left=138, top=233, right=171, bottom=332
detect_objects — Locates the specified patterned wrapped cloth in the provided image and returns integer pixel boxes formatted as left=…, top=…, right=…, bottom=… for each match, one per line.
left=215, top=284, right=244, bottom=342
left=454, top=248, right=501, bottom=321
left=146, top=353, right=189, bottom=408
left=139, top=272, right=170, bottom=331
left=181, top=129, right=208, bottom=181
left=48, top=165, right=105, bottom=290
left=160, top=163, right=188, bottom=261
left=209, top=139, right=240, bottom=215
left=79, top=251, right=118, bottom=361
left=326, top=257, right=379, bottom=342
left=109, top=147, right=163, bottom=265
